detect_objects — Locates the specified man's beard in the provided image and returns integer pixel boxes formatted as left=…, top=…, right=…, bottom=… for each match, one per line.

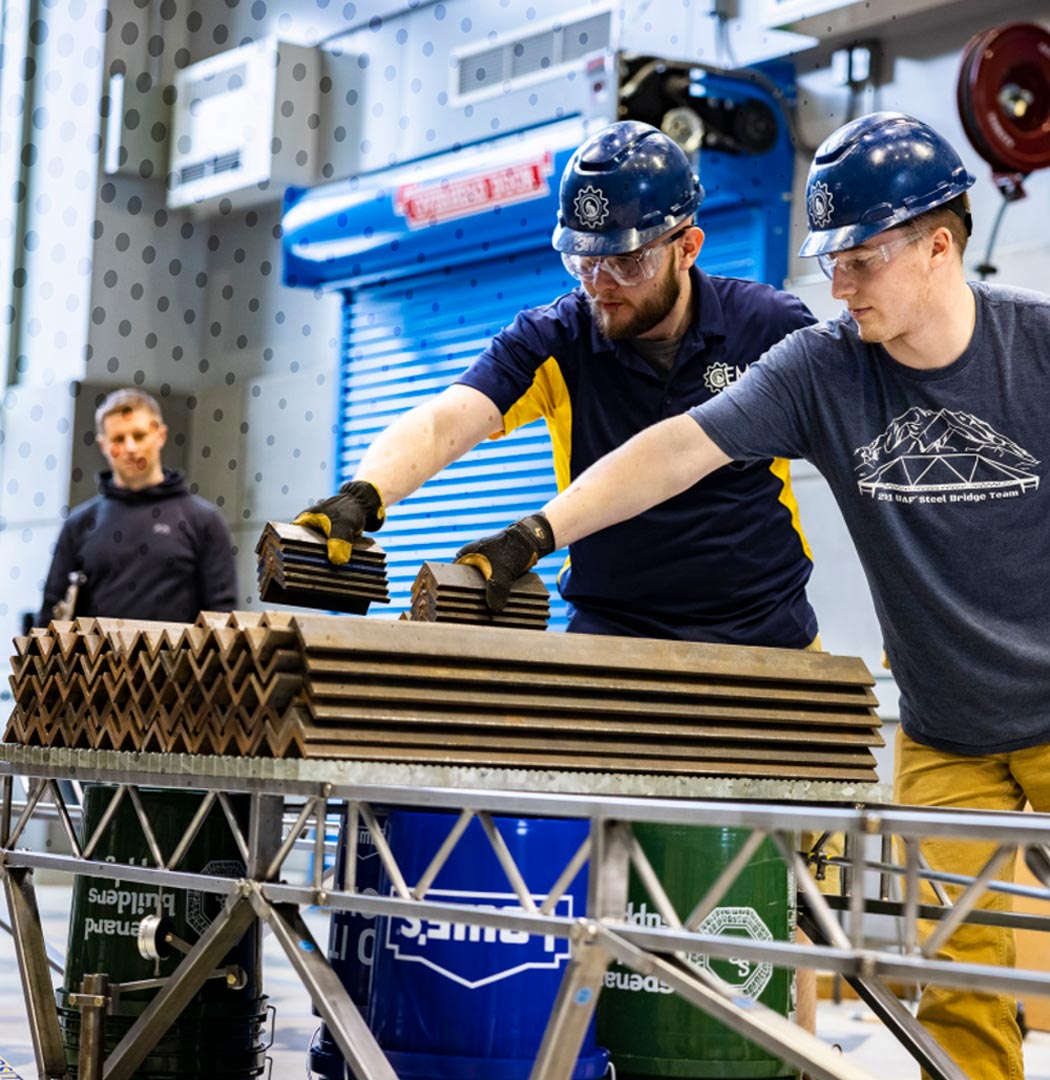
left=588, top=262, right=681, bottom=341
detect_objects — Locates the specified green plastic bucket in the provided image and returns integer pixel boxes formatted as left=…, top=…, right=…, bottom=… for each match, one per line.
left=59, top=786, right=266, bottom=1078
left=596, top=824, right=797, bottom=1079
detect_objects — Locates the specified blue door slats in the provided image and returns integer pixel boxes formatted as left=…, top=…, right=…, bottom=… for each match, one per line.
left=339, top=254, right=573, bottom=625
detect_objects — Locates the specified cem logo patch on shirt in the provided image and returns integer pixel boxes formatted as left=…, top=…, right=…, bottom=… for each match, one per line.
left=854, top=407, right=1041, bottom=506
left=703, top=361, right=748, bottom=395
left=153, top=522, right=172, bottom=535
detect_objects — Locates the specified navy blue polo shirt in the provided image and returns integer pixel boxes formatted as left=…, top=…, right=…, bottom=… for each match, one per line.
left=456, top=266, right=818, bottom=646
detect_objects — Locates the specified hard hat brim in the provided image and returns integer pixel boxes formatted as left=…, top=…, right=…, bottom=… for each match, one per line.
left=797, top=220, right=895, bottom=259
left=552, top=213, right=697, bottom=256
left=552, top=223, right=662, bottom=256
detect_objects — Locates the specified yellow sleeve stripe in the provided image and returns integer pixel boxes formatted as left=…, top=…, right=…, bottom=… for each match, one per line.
left=493, top=355, right=574, bottom=494
left=768, top=457, right=814, bottom=564
left=495, top=356, right=575, bottom=587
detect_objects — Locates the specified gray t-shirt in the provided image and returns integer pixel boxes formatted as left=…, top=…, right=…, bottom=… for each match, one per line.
left=692, top=282, right=1050, bottom=755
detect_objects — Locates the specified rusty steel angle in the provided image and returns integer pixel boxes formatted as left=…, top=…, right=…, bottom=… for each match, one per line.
left=409, top=610, right=550, bottom=630
left=228, top=610, right=266, bottom=629
left=412, top=606, right=550, bottom=626
left=258, top=542, right=387, bottom=572
left=261, top=610, right=296, bottom=629
left=291, top=614, right=874, bottom=688
left=2, top=708, right=26, bottom=744
left=31, top=633, right=55, bottom=662
left=414, top=560, right=548, bottom=597
left=10, top=651, right=33, bottom=681
left=261, top=566, right=390, bottom=600
left=243, top=624, right=298, bottom=664
left=303, top=683, right=881, bottom=731
left=54, top=635, right=81, bottom=669
left=217, top=645, right=252, bottom=684
left=258, top=579, right=374, bottom=615
left=295, top=699, right=877, bottom=743
left=289, top=725, right=878, bottom=767
left=262, top=548, right=388, bottom=583
left=197, top=611, right=234, bottom=630
left=258, top=519, right=383, bottom=550
left=410, top=588, right=548, bottom=611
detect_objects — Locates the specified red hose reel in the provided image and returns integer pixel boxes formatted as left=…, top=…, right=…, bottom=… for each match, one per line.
left=957, top=21, right=1050, bottom=199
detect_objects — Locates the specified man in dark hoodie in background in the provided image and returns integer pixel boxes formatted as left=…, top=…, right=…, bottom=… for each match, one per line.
left=37, top=388, right=237, bottom=625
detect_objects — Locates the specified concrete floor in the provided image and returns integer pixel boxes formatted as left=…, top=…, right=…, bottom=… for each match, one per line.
left=3, top=884, right=1050, bottom=1079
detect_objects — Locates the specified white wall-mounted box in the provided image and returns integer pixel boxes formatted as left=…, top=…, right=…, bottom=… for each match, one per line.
left=167, top=38, right=320, bottom=213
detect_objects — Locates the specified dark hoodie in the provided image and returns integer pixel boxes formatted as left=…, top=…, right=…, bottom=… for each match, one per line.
left=37, top=468, right=237, bottom=625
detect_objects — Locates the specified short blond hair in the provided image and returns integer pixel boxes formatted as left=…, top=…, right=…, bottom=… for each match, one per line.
left=912, top=193, right=971, bottom=259
left=94, top=389, right=163, bottom=436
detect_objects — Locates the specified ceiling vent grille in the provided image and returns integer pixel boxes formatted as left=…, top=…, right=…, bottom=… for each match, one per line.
left=454, top=10, right=611, bottom=101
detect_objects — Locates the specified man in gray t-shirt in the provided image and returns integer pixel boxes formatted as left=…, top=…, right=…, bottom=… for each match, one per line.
left=455, top=112, right=1048, bottom=1080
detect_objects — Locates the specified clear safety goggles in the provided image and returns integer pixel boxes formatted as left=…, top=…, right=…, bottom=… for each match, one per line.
left=817, top=230, right=921, bottom=281
left=561, top=227, right=687, bottom=287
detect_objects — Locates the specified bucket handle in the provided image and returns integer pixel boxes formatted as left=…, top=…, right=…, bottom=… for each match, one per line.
left=261, top=1003, right=277, bottom=1052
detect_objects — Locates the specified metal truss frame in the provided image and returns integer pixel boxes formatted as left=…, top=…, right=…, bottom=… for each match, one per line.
left=3, top=750, right=1050, bottom=1080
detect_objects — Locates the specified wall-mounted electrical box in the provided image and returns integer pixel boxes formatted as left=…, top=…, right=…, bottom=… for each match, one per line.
left=167, top=38, right=320, bottom=213
left=449, top=6, right=614, bottom=107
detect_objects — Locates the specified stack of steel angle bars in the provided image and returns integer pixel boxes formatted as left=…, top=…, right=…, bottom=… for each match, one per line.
left=256, top=521, right=390, bottom=614
left=407, top=561, right=550, bottom=629
left=5, top=611, right=882, bottom=781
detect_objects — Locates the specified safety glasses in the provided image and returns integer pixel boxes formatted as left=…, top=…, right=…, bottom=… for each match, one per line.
left=562, top=227, right=687, bottom=287
left=817, top=230, right=922, bottom=281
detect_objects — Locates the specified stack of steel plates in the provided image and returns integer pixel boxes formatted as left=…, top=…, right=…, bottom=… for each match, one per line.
left=5, top=612, right=883, bottom=782
left=256, top=521, right=389, bottom=613
left=288, top=616, right=882, bottom=780
left=408, top=561, right=550, bottom=630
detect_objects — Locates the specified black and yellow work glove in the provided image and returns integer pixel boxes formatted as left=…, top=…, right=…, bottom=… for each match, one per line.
left=455, top=513, right=555, bottom=612
left=293, top=480, right=385, bottom=565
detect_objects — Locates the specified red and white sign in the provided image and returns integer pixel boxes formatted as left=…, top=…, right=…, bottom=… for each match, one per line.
left=395, top=152, right=554, bottom=229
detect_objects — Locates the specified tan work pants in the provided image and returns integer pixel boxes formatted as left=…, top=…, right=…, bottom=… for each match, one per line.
left=895, top=726, right=1050, bottom=1080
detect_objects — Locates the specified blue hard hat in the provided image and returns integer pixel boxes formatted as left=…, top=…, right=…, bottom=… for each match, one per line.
left=552, top=120, right=704, bottom=256
left=798, top=112, right=976, bottom=258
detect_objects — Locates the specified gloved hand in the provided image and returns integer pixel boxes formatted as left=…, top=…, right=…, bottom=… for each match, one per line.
left=455, top=513, right=555, bottom=612
left=293, top=480, right=385, bottom=565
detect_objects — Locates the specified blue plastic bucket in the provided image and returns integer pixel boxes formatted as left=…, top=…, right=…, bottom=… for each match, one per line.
left=367, top=810, right=608, bottom=1080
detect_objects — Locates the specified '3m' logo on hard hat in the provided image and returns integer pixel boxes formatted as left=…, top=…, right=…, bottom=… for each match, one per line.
left=573, top=185, right=610, bottom=228
left=383, top=889, right=573, bottom=989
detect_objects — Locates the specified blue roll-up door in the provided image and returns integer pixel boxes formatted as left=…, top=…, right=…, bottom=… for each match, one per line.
left=337, top=205, right=774, bottom=629
left=338, top=249, right=573, bottom=626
